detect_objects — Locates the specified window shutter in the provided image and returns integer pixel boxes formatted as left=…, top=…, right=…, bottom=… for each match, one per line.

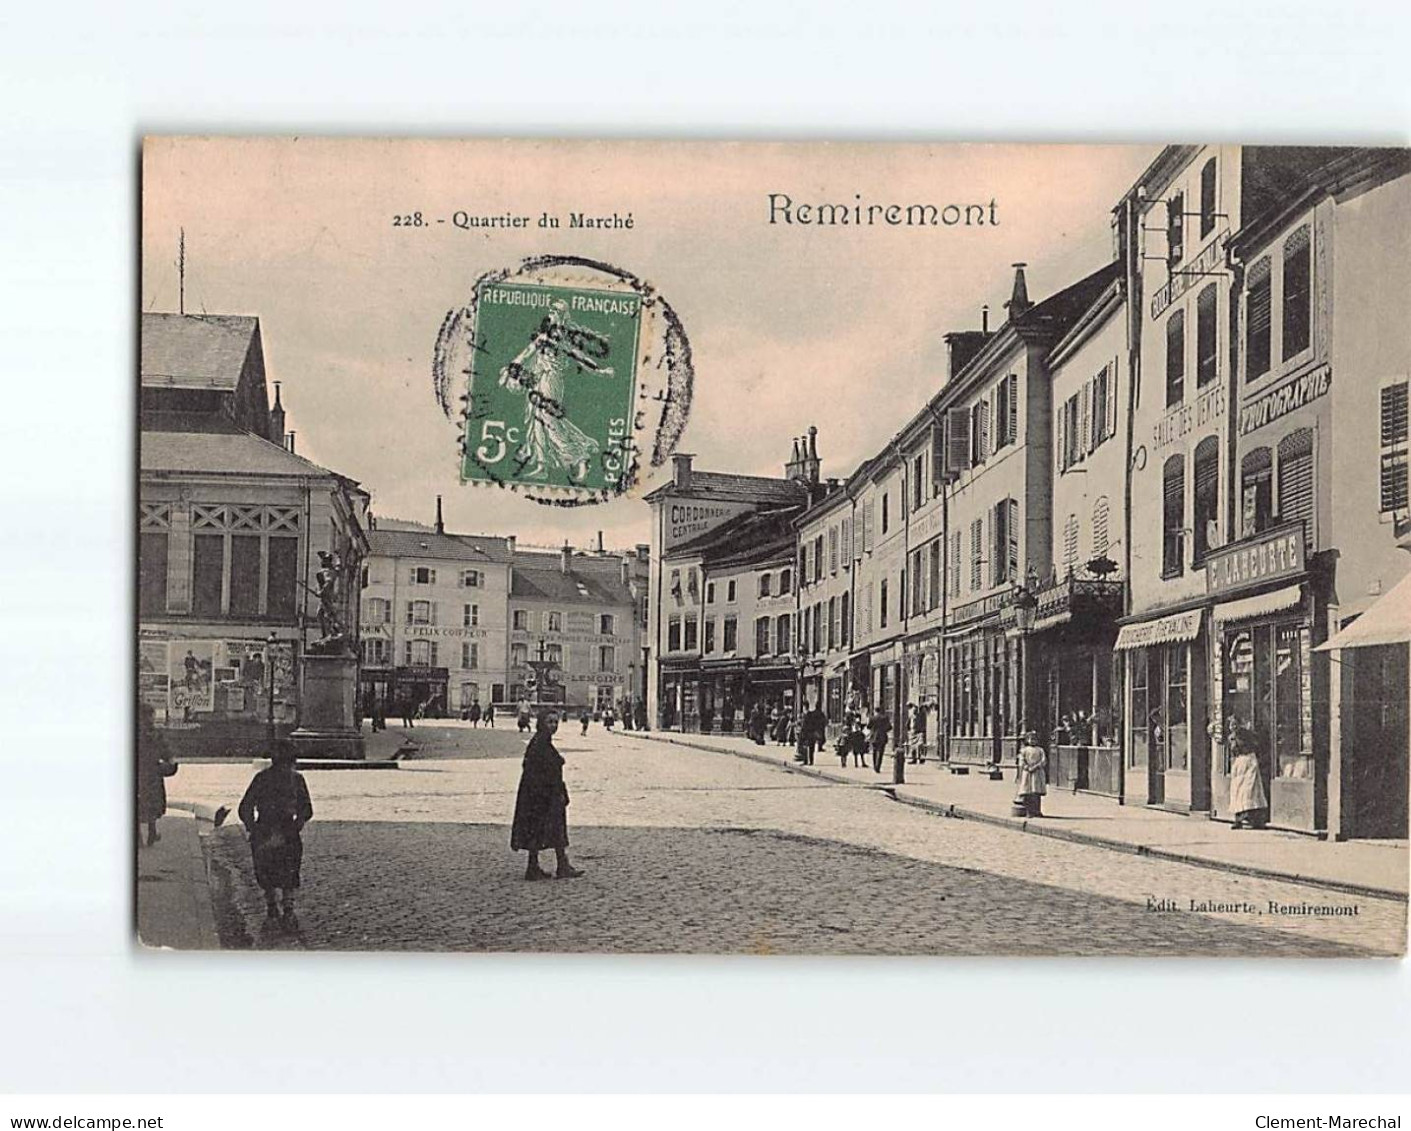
left=931, top=425, right=945, bottom=492
left=947, top=408, right=971, bottom=472
left=1007, top=374, right=1018, bottom=445
left=1080, top=382, right=1092, bottom=456
left=1055, top=405, right=1065, bottom=473
left=979, top=399, right=990, bottom=461
left=1107, top=359, right=1119, bottom=440
left=1277, top=430, right=1315, bottom=547
left=1381, top=382, right=1410, bottom=513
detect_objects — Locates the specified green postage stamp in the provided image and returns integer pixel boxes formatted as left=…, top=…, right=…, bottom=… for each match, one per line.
left=436, top=256, right=694, bottom=504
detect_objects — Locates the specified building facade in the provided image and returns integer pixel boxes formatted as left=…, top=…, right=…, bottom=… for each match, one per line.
left=795, top=482, right=855, bottom=733
left=139, top=312, right=371, bottom=758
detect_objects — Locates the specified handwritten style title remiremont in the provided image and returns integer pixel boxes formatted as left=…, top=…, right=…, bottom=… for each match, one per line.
left=767, top=193, right=999, bottom=228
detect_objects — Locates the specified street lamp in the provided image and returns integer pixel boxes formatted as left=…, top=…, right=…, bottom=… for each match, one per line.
left=265, top=630, right=279, bottom=745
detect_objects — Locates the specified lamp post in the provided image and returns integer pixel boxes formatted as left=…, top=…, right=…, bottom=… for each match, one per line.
left=265, top=630, right=279, bottom=745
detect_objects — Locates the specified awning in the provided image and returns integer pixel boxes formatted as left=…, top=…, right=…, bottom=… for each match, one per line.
left=1316, top=571, right=1411, bottom=651
left=1212, top=583, right=1303, bottom=627
left=1113, top=610, right=1203, bottom=651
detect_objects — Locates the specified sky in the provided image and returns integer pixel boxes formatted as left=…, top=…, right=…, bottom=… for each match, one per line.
left=141, top=139, right=1159, bottom=550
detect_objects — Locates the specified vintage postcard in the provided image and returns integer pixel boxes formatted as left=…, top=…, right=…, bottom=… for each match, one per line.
left=137, top=138, right=1410, bottom=956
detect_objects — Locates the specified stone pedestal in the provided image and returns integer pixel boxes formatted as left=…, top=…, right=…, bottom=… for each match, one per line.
left=290, top=652, right=365, bottom=760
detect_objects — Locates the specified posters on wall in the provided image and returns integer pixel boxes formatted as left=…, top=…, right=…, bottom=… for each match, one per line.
left=168, top=641, right=216, bottom=716
left=138, top=640, right=170, bottom=717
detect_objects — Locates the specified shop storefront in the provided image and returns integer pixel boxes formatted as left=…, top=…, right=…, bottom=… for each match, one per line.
left=699, top=658, right=748, bottom=733
left=944, top=606, right=1022, bottom=773
left=1115, top=608, right=1208, bottom=810
left=903, top=633, right=941, bottom=758
left=1206, top=522, right=1322, bottom=832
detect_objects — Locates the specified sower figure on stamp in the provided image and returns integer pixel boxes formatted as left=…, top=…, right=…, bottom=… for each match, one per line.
left=499, top=302, right=609, bottom=483
left=238, top=741, right=313, bottom=929
left=511, top=711, right=582, bottom=881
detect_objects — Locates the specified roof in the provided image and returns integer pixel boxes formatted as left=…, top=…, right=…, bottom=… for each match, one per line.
left=511, top=565, right=634, bottom=607
left=1316, top=571, right=1411, bottom=651
left=645, top=470, right=810, bottom=506
left=696, top=507, right=802, bottom=571
left=141, top=313, right=259, bottom=389
left=140, top=418, right=345, bottom=479
left=368, top=528, right=514, bottom=564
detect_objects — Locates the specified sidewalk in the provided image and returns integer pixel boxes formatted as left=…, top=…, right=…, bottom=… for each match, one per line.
left=628, top=730, right=1410, bottom=901
left=136, top=810, right=220, bottom=949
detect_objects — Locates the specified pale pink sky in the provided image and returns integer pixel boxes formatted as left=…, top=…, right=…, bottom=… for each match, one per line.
left=142, top=138, right=1158, bottom=548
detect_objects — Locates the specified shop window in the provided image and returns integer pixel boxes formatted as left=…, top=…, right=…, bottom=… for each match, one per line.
left=1196, top=285, right=1218, bottom=388
left=1246, top=258, right=1273, bottom=381
left=1193, top=437, right=1220, bottom=562
left=1199, top=157, right=1217, bottom=239
left=192, top=533, right=224, bottom=618
left=776, top=615, right=792, bottom=655
left=723, top=616, right=738, bottom=652
left=1162, top=456, right=1185, bottom=577
left=1381, top=380, right=1410, bottom=515
left=1277, top=429, right=1315, bottom=548
left=1166, top=192, right=1185, bottom=267
left=1164, top=645, right=1189, bottom=771
left=1165, top=308, right=1185, bottom=408
left=1282, top=225, right=1312, bottom=360
left=755, top=617, right=770, bottom=655
left=139, top=531, right=169, bottom=616
left=704, top=617, right=716, bottom=654
left=1129, top=648, right=1149, bottom=769
left=684, top=614, right=698, bottom=651
left=1241, top=447, right=1274, bottom=537
left=667, top=616, right=681, bottom=652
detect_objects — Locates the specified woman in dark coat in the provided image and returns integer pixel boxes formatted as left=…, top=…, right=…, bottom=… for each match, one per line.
left=136, top=703, right=176, bottom=847
left=511, top=712, right=583, bottom=881
left=238, top=741, right=314, bottom=927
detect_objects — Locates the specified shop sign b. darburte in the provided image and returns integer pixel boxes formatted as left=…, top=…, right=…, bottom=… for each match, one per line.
left=1205, top=524, right=1306, bottom=597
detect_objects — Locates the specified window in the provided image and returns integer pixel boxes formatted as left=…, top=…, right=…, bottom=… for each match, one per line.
left=546, top=644, right=563, bottom=669
left=704, top=617, right=716, bottom=654
left=667, top=616, right=681, bottom=651
left=669, top=569, right=681, bottom=599
left=192, top=533, right=223, bottom=617
left=1092, top=365, right=1113, bottom=448
left=511, top=642, right=528, bottom=668
left=463, top=603, right=479, bottom=627
left=881, top=492, right=890, bottom=534
left=1282, top=225, right=1312, bottom=360
left=800, top=606, right=811, bottom=654
left=755, top=617, right=771, bottom=655
left=362, top=637, right=390, bottom=666
left=911, top=549, right=924, bottom=614
left=1167, top=192, right=1184, bottom=266
left=229, top=535, right=261, bottom=617
left=460, top=569, right=481, bottom=587
left=993, top=374, right=1018, bottom=449
left=1063, top=514, right=1079, bottom=575
left=1165, top=644, right=1190, bottom=771
left=407, top=639, right=436, bottom=667
left=1246, top=258, right=1272, bottom=381
left=1199, top=157, right=1217, bottom=239
left=512, top=609, right=529, bottom=630
left=406, top=599, right=434, bottom=626
left=139, top=532, right=169, bottom=616
left=827, top=596, right=837, bottom=651
left=365, top=597, right=391, bottom=624
left=267, top=538, right=298, bottom=620
left=779, top=569, right=792, bottom=595
left=1058, top=392, right=1082, bottom=472
left=970, top=518, right=983, bottom=591
left=841, top=517, right=852, bottom=563
left=799, top=544, right=808, bottom=585
left=840, top=592, right=850, bottom=646
left=684, top=614, right=698, bottom=651
left=412, top=567, right=436, bottom=585
left=598, top=645, right=616, bottom=672
left=759, top=573, right=772, bottom=598
left=727, top=579, right=737, bottom=603
left=830, top=526, right=840, bottom=573
left=1162, top=455, right=1185, bottom=577
left=1380, top=381, right=1410, bottom=514
left=461, top=642, right=479, bottom=670
left=949, top=530, right=962, bottom=598
left=880, top=580, right=889, bottom=629
left=1278, top=429, right=1315, bottom=548
left=971, top=400, right=989, bottom=466
left=1193, top=436, right=1220, bottom=562
left=913, top=455, right=925, bottom=508
left=1196, top=285, right=1218, bottom=388
left=993, top=498, right=1018, bottom=586
left=928, top=540, right=941, bottom=612
left=1166, top=308, right=1186, bottom=408
left=811, top=602, right=822, bottom=653
left=706, top=581, right=715, bottom=604
left=546, top=611, right=562, bottom=632
left=1241, top=448, right=1274, bottom=537
left=599, top=613, right=615, bottom=635
left=813, top=535, right=824, bottom=581
left=776, top=615, right=792, bottom=655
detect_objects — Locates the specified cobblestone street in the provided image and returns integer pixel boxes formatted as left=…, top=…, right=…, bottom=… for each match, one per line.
left=176, top=725, right=1406, bottom=956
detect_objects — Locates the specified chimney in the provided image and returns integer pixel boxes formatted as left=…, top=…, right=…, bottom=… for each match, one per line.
left=561, top=540, right=572, bottom=574
left=785, top=436, right=804, bottom=481
left=268, top=382, right=286, bottom=445
left=671, top=452, right=694, bottom=490
left=805, top=425, right=820, bottom=485
left=505, top=535, right=516, bottom=556
left=286, top=431, right=296, bottom=453
left=434, top=495, right=445, bottom=535
left=1006, top=262, right=1032, bottom=317
left=620, top=556, right=631, bottom=588
left=596, top=530, right=605, bottom=554
left=981, top=304, right=990, bottom=333
left=944, top=331, right=991, bottom=381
